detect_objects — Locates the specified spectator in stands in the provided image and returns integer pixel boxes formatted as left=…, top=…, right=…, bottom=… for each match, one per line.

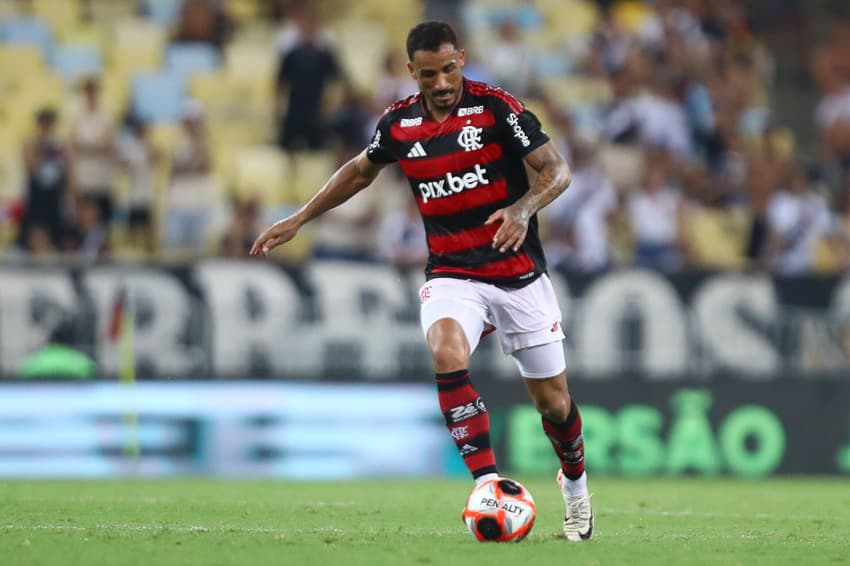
left=329, top=85, right=372, bottom=163
left=377, top=196, right=428, bottom=271
left=311, top=188, right=379, bottom=262
left=69, top=77, right=116, bottom=228
left=163, top=100, right=213, bottom=254
left=484, top=17, right=535, bottom=97
left=422, top=0, right=466, bottom=32
left=636, top=63, right=694, bottom=161
left=543, top=135, right=618, bottom=274
left=705, top=122, right=749, bottom=206
left=274, top=8, right=344, bottom=151
left=626, top=155, right=689, bottom=271
left=600, top=67, right=642, bottom=147
left=270, top=0, right=304, bottom=22
left=220, top=198, right=261, bottom=258
left=17, top=107, right=72, bottom=253
left=174, top=0, right=230, bottom=49
left=373, top=50, right=418, bottom=111
left=745, top=127, right=794, bottom=267
left=831, top=224, right=850, bottom=274
left=117, top=116, right=160, bottom=254
left=597, top=67, right=647, bottom=195
left=681, top=59, right=721, bottom=170
left=813, top=38, right=850, bottom=179
left=62, top=195, right=109, bottom=263
left=543, top=104, right=575, bottom=163
left=313, top=84, right=391, bottom=262
left=766, top=164, right=835, bottom=275
left=589, top=3, right=637, bottom=76
left=24, top=226, right=58, bottom=261
left=273, top=0, right=333, bottom=53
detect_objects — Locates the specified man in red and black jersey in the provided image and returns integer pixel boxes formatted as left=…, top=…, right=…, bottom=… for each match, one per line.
left=367, top=73, right=549, bottom=286
left=252, top=21, right=593, bottom=541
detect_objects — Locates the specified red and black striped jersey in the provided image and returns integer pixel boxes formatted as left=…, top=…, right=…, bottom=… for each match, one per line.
left=366, top=79, right=550, bottom=288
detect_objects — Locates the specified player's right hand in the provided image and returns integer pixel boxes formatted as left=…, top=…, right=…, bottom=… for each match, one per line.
left=250, top=217, right=300, bottom=258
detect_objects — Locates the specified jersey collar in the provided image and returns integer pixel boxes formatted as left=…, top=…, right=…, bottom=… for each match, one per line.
left=419, top=78, right=468, bottom=122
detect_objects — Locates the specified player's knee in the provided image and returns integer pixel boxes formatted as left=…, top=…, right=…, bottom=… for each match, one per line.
left=430, top=341, right=469, bottom=372
left=534, top=393, right=569, bottom=422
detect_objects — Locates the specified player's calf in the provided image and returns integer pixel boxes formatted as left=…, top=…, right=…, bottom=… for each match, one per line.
left=436, top=369, right=498, bottom=482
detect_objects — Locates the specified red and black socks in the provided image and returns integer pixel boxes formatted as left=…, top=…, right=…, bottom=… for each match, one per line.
left=542, top=395, right=585, bottom=480
left=435, top=369, right=498, bottom=480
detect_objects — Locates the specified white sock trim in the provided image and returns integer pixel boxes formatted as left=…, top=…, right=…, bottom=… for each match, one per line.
left=563, top=471, right=588, bottom=497
left=475, top=473, right=499, bottom=486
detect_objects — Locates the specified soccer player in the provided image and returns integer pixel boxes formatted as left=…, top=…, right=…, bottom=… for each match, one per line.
left=251, top=21, right=593, bottom=541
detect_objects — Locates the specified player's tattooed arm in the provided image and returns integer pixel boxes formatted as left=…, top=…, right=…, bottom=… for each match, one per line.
left=250, top=150, right=386, bottom=257
left=486, top=140, right=571, bottom=253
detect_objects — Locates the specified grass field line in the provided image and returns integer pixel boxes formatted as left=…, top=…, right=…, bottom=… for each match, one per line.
left=0, top=523, right=466, bottom=536
left=0, top=503, right=828, bottom=538
left=7, top=496, right=360, bottom=507
left=602, top=507, right=826, bottom=521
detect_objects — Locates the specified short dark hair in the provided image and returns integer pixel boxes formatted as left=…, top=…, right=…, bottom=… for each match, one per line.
left=406, top=21, right=458, bottom=60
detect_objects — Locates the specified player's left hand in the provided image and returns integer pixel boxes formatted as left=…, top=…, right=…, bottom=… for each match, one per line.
left=250, top=215, right=301, bottom=258
left=485, top=205, right=529, bottom=253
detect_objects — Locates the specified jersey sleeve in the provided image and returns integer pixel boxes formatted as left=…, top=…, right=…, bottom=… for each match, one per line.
left=365, top=112, right=397, bottom=164
left=490, top=89, right=550, bottom=157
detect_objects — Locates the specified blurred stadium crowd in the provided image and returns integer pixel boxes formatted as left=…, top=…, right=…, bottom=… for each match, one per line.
left=1, top=0, right=850, bottom=275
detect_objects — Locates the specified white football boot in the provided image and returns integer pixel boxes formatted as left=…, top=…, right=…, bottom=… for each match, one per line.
left=557, top=469, right=594, bottom=541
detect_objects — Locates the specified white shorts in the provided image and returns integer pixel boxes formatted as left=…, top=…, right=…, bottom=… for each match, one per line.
left=419, top=275, right=566, bottom=378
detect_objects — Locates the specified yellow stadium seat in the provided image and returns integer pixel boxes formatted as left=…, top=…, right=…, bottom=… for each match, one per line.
left=191, top=70, right=273, bottom=117
left=813, top=237, right=848, bottom=274
left=0, top=44, right=46, bottom=88
left=290, top=150, right=335, bottom=205
left=0, top=0, right=17, bottom=18
left=686, top=208, right=746, bottom=270
left=4, top=73, right=68, bottom=144
left=62, top=22, right=109, bottom=54
left=32, top=0, right=82, bottom=41
left=345, top=0, right=422, bottom=47
left=85, top=0, right=137, bottom=23
left=96, top=70, right=130, bottom=117
left=228, top=20, right=277, bottom=47
left=523, top=98, right=554, bottom=135
left=230, top=145, right=292, bottom=205
left=209, top=121, right=273, bottom=185
left=224, top=42, right=277, bottom=82
left=190, top=72, right=274, bottom=160
left=0, top=126, right=24, bottom=201
left=111, top=47, right=164, bottom=80
left=145, top=123, right=180, bottom=206
left=150, top=123, right=181, bottom=156
left=613, top=1, right=652, bottom=33
left=224, top=0, right=261, bottom=24
left=542, top=76, right=612, bottom=107
left=109, top=18, right=167, bottom=75
left=190, top=70, right=230, bottom=107
left=538, top=0, right=599, bottom=40
left=330, top=21, right=387, bottom=96
left=525, top=26, right=564, bottom=51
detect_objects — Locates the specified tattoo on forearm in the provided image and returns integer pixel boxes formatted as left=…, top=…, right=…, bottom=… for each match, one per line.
left=520, top=164, right=567, bottom=219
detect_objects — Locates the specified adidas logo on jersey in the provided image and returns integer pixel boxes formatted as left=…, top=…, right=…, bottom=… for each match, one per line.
left=406, top=142, right=427, bottom=158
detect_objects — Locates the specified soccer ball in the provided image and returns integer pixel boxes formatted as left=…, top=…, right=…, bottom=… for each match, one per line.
left=462, top=478, right=536, bottom=542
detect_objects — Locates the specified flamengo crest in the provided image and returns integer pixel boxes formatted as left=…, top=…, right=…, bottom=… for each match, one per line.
left=457, top=125, right=483, bottom=151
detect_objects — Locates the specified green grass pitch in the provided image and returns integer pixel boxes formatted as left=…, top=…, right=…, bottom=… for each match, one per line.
left=1, top=477, right=848, bottom=565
